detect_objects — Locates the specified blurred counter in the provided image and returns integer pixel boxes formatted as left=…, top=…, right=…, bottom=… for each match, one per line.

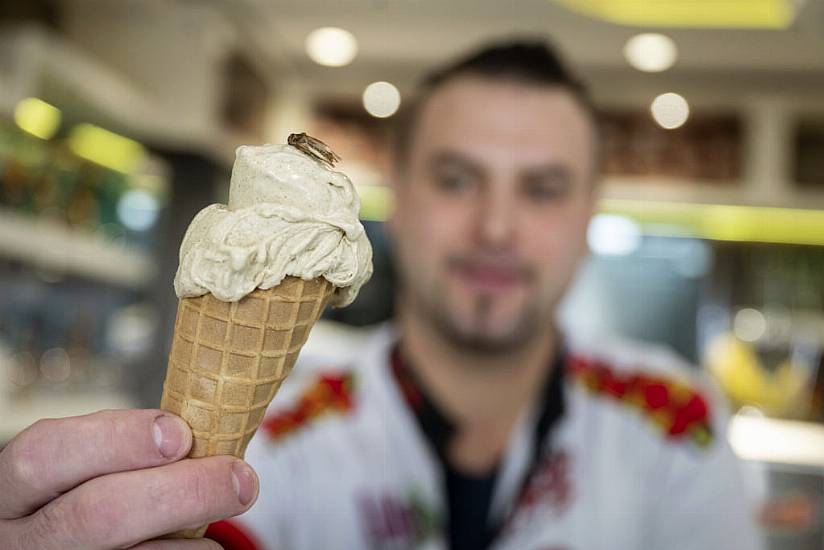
left=0, top=391, right=137, bottom=444
left=0, top=207, right=154, bottom=289
left=731, top=414, right=824, bottom=468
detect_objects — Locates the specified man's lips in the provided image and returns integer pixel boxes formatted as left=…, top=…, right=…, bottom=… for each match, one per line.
left=448, top=259, right=530, bottom=292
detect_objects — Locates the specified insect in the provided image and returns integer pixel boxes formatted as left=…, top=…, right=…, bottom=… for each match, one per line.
left=288, top=133, right=342, bottom=169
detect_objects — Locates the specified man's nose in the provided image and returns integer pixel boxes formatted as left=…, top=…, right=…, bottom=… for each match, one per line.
left=473, top=185, right=516, bottom=249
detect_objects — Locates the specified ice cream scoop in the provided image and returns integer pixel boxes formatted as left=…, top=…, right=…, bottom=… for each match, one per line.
left=174, top=137, right=373, bottom=306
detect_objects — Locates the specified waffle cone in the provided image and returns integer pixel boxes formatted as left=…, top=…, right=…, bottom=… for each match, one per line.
left=160, top=276, right=334, bottom=538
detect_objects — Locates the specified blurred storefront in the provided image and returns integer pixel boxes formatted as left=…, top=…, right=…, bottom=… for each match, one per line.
left=1, top=0, right=824, bottom=547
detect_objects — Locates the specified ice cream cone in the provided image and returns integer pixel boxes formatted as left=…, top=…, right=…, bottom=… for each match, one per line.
left=160, top=133, right=372, bottom=539
left=160, top=276, right=334, bottom=538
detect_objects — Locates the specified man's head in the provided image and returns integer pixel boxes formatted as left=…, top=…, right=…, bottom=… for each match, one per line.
left=388, top=40, right=600, bottom=354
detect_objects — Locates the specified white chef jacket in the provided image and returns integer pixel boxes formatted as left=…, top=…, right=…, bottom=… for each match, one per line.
left=219, top=324, right=762, bottom=550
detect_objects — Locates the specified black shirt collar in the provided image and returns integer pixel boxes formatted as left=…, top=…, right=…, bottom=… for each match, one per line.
left=389, top=343, right=567, bottom=468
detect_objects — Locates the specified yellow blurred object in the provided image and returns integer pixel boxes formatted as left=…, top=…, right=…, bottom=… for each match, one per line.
left=706, top=333, right=770, bottom=406
left=313, top=189, right=824, bottom=248
left=14, top=97, right=62, bottom=140
left=773, top=360, right=809, bottom=417
left=554, top=0, right=795, bottom=29
left=601, top=199, right=824, bottom=248
left=705, top=333, right=811, bottom=416
left=356, top=184, right=394, bottom=222
left=68, top=124, right=147, bottom=173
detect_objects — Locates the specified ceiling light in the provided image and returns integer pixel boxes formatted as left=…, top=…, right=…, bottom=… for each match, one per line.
left=68, top=123, right=146, bottom=173
left=362, top=81, right=401, bottom=118
left=650, top=92, right=689, bottom=129
left=14, top=97, right=61, bottom=139
left=599, top=199, right=824, bottom=247
left=623, top=33, right=678, bottom=72
left=554, top=0, right=796, bottom=29
left=305, top=27, right=358, bottom=67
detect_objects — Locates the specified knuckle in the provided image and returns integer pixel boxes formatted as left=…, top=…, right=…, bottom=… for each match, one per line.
left=99, top=409, right=161, bottom=464
left=92, top=409, right=150, bottom=466
left=4, top=420, right=52, bottom=493
left=145, top=462, right=216, bottom=523
left=179, top=464, right=216, bottom=516
left=178, top=458, right=235, bottom=517
left=94, top=414, right=125, bottom=462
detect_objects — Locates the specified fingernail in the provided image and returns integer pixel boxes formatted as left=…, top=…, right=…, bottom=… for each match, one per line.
left=232, top=460, right=258, bottom=507
left=153, top=415, right=185, bottom=458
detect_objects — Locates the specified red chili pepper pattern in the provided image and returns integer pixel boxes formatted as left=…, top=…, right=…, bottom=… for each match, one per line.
left=262, top=372, right=356, bottom=441
left=567, top=355, right=713, bottom=449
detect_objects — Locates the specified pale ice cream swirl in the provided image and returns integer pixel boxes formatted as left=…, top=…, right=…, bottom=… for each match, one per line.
left=174, top=143, right=373, bottom=306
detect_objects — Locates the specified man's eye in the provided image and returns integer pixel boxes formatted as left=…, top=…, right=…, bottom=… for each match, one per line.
left=522, top=179, right=568, bottom=201
left=434, top=171, right=475, bottom=192
left=524, top=181, right=564, bottom=200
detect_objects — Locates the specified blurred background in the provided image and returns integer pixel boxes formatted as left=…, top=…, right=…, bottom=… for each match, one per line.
left=1, top=0, right=823, bottom=546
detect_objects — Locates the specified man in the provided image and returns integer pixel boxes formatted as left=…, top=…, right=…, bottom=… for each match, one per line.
left=0, top=41, right=761, bottom=550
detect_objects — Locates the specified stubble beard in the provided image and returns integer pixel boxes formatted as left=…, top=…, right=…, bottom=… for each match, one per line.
left=407, top=279, right=550, bottom=357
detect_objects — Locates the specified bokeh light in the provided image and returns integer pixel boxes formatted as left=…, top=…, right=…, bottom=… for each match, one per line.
left=650, top=92, right=690, bottom=129
left=734, top=308, right=767, bottom=342
left=305, top=27, right=358, bottom=67
left=117, top=189, right=160, bottom=231
left=587, top=214, right=642, bottom=256
left=362, top=81, right=401, bottom=118
left=623, top=33, right=678, bottom=72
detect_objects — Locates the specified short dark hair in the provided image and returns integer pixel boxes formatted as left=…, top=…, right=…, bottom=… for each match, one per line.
left=394, top=39, right=597, bottom=169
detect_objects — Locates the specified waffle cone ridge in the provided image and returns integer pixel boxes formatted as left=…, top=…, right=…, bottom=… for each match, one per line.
left=160, top=276, right=333, bottom=538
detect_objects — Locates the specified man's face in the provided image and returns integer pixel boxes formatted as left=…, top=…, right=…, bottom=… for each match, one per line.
left=389, top=77, right=597, bottom=352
